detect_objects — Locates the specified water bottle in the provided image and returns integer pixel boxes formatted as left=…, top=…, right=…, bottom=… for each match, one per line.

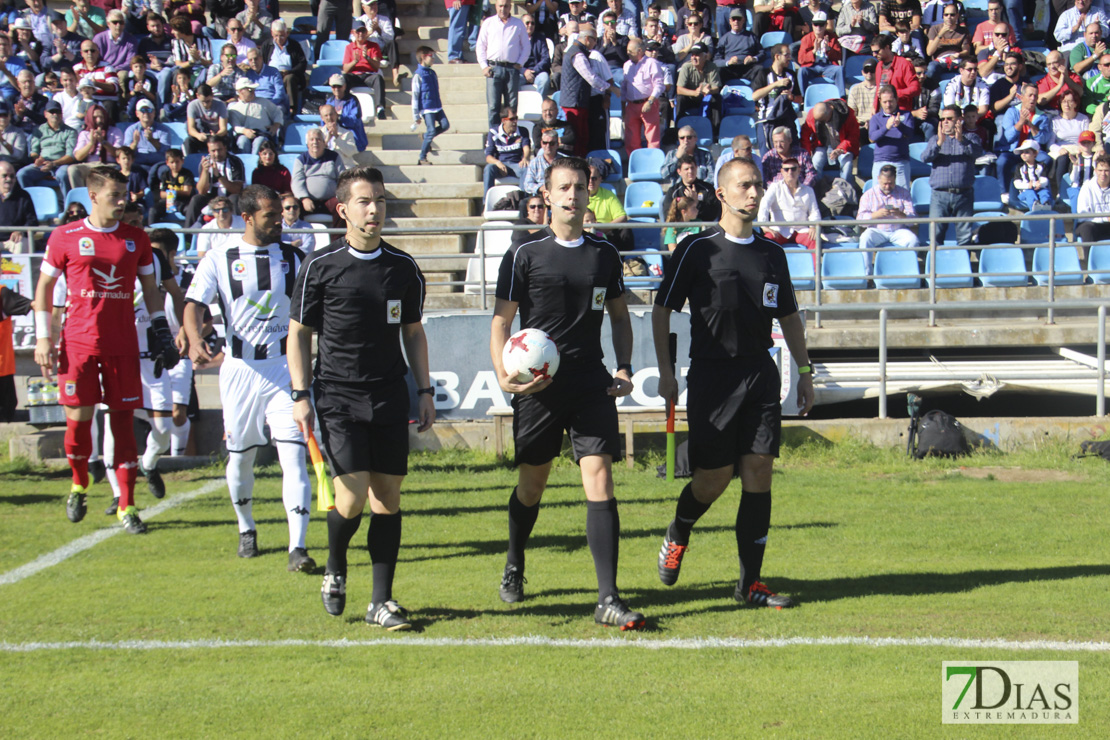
left=166, top=186, right=177, bottom=214
left=27, top=380, right=42, bottom=406
left=410, top=120, right=419, bottom=132
left=43, top=383, right=58, bottom=405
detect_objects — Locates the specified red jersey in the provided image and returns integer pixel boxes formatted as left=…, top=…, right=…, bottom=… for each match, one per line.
left=42, top=219, right=154, bottom=357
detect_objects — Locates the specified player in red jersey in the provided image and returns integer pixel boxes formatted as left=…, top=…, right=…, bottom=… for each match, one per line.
left=33, top=167, right=180, bottom=534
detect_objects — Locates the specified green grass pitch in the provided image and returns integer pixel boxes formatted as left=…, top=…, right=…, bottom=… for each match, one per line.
left=1, top=440, right=1108, bottom=738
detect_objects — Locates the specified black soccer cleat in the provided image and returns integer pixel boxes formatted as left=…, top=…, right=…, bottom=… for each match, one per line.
left=321, top=572, right=346, bottom=616
left=89, top=459, right=106, bottom=485
left=287, top=548, right=316, bottom=573
left=365, top=600, right=412, bottom=631
left=736, top=580, right=795, bottom=609
left=104, top=498, right=119, bottom=516
left=121, top=511, right=147, bottom=534
left=66, top=487, right=87, bottom=523
left=499, top=564, right=526, bottom=603
left=657, top=534, right=689, bottom=586
left=140, top=462, right=165, bottom=500
left=237, top=530, right=258, bottom=558
left=594, top=594, right=646, bottom=631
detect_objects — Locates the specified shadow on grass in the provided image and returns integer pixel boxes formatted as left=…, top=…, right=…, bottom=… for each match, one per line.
left=402, top=482, right=583, bottom=497
left=0, top=494, right=61, bottom=505
left=410, top=496, right=665, bottom=518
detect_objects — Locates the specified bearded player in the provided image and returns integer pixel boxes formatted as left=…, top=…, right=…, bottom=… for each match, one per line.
left=33, top=166, right=180, bottom=534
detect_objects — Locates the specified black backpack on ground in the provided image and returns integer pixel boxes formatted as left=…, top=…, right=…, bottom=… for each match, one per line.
left=1078, top=440, right=1110, bottom=460
left=912, top=410, right=970, bottom=459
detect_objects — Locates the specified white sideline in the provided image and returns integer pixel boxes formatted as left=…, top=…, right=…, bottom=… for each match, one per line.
left=0, top=479, right=225, bottom=587
left=2, top=635, right=1108, bottom=654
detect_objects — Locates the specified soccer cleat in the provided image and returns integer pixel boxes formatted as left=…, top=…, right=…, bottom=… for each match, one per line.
left=121, top=511, right=147, bottom=534
left=365, top=600, right=412, bottom=631
left=321, top=572, right=346, bottom=616
left=140, top=462, right=165, bottom=499
left=737, top=580, right=795, bottom=609
left=499, top=564, right=526, bottom=603
left=238, top=530, right=258, bottom=558
left=594, top=594, right=646, bottom=631
left=66, top=486, right=87, bottom=523
left=89, top=459, right=106, bottom=484
left=104, top=498, right=119, bottom=516
left=287, top=548, right=316, bottom=573
left=657, top=534, right=689, bottom=586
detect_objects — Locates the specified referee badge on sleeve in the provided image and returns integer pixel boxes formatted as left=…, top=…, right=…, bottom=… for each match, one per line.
left=591, top=287, right=606, bottom=310
left=763, top=283, right=779, bottom=308
left=387, top=299, right=402, bottom=324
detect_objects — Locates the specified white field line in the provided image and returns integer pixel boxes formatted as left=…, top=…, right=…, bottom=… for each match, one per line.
left=0, top=479, right=225, bottom=587
left=2, top=635, right=1109, bottom=654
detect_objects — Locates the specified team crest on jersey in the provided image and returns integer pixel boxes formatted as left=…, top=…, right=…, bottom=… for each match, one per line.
left=763, top=283, right=779, bottom=308
left=124, top=240, right=136, bottom=253
left=386, top=299, right=401, bottom=324
left=78, top=237, right=95, bottom=256
left=231, top=260, right=247, bottom=280
left=280, top=261, right=290, bottom=274
left=64, top=381, right=76, bottom=397
left=591, top=287, right=606, bottom=310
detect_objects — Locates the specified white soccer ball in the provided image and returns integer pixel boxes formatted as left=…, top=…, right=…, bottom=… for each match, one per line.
left=502, top=328, right=560, bottom=384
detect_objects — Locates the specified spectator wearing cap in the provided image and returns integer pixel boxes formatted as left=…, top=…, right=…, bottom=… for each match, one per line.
left=93, top=9, right=137, bottom=78
left=16, top=97, right=75, bottom=191
left=621, top=37, right=663, bottom=158
left=0, top=103, right=29, bottom=167
left=12, top=70, right=48, bottom=135
left=1060, top=128, right=1099, bottom=194
left=560, top=25, right=616, bottom=157
left=343, top=20, right=385, bottom=119
left=326, top=74, right=365, bottom=133
left=673, top=12, right=715, bottom=66
left=241, top=47, right=288, bottom=115
left=123, top=96, right=172, bottom=167
left=715, top=8, right=762, bottom=85
left=675, top=41, right=722, bottom=138
left=798, top=11, right=845, bottom=95
left=292, top=128, right=345, bottom=219
left=185, top=83, right=228, bottom=155
left=857, top=163, right=918, bottom=273
left=446, top=0, right=480, bottom=64
left=662, top=124, right=712, bottom=185
left=477, top=0, right=529, bottom=132
left=1009, top=139, right=1053, bottom=210
left=228, top=76, right=282, bottom=154
left=236, top=0, right=273, bottom=44
left=483, top=104, right=529, bottom=192
left=522, top=13, right=552, bottom=99
left=11, top=18, right=45, bottom=76
left=224, top=17, right=258, bottom=65
left=259, top=20, right=307, bottom=114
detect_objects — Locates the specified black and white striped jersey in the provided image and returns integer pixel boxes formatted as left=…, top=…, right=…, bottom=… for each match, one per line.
left=133, top=249, right=172, bottom=358
left=185, top=238, right=305, bottom=362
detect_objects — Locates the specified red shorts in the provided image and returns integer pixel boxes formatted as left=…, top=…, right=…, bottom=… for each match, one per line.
left=58, top=348, right=143, bottom=409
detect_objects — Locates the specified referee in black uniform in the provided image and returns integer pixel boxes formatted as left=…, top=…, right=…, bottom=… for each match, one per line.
left=490, top=156, right=645, bottom=631
left=288, top=166, right=435, bottom=631
left=652, top=157, right=815, bottom=609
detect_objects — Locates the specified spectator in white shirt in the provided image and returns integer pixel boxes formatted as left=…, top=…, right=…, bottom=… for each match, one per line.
left=1076, top=153, right=1110, bottom=243
left=757, top=156, right=822, bottom=251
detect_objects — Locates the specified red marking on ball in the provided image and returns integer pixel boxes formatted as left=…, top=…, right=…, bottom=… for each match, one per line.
left=510, top=335, right=530, bottom=352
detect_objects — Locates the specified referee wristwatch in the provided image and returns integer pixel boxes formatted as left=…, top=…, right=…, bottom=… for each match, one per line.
left=291, top=389, right=311, bottom=402
left=616, top=363, right=633, bottom=375
left=417, top=386, right=435, bottom=396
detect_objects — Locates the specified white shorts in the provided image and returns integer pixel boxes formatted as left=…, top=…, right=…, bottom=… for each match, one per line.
left=219, top=356, right=304, bottom=452
left=141, top=357, right=194, bottom=411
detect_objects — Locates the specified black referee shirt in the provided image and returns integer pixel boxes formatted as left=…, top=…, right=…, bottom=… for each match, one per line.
left=656, top=226, right=799, bottom=360
left=291, top=238, right=426, bottom=386
left=496, top=228, right=624, bottom=375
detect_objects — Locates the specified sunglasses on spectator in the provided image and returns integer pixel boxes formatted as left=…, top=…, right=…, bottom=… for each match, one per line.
left=283, top=205, right=298, bottom=210
left=603, top=19, right=616, bottom=25
left=679, top=134, right=693, bottom=140
left=527, top=203, right=545, bottom=209
left=542, top=140, right=557, bottom=146
left=503, top=116, right=518, bottom=122
left=781, top=166, right=797, bottom=172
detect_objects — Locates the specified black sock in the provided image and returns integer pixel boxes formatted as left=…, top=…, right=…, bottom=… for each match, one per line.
left=736, top=490, right=772, bottom=593
left=586, top=498, right=620, bottom=602
left=368, top=511, right=403, bottom=604
left=326, top=508, right=362, bottom=575
left=506, top=487, right=539, bottom=570
left=668, top=482, right=712, bottom=545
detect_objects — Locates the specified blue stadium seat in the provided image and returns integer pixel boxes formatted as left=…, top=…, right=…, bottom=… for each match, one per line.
left=1020, top=217, right=1056, bottom=245
left=910, top=177, right=932, bottom=215
left=908, top=141, right=930, bottom=179
left=844, top=55, right=875, bottom=84
left=163, top=122, right=187, bottom=147
left=283, top=123, right=316, bottom=153
left=624, top=181, right=664, bottom=218
left=926, top=247, right=974, bottom=288
left=872, top=248, right=922, bottom=289
left=1089, top=244, right=1110, bottom=284
left=628, top=148, right=665, bottom=182
left=25, top=186, right=60, bottom=222
left=629, top=216, right=661, bottom=251
left=759, top=31, right=790, bottom=48
left=821, top=248, right=869, bottom=289
left=317, top=39, right=348, bottom=64
left=1032, top=246, right=1085, bottom=286
left=803, top=84, right=840, bottom=110
left=973, top=175, right=1004, bottom=212
left=237, top=153, right=259, bottom=183
left=722, top=85, right=755, bottom=116
left=676, top=116, right=713, bottom=146
left=278, top=153, right=299, bottom=172
left=291, top=15, right=316, bottom=32
left=587, top=149, right=624, bottom=182
left=308, top=65, right=343, bottom=95
left=785, top=249, right=815, bottom=290
left=856, top=144, right=874, bottom=177
left=718, top=114, right=757, bottom=146
left=183, top=152, right=203, bottom=178
left=861, top=179, right=873, bottom=192
left=977, top=246, right=1028, bottom=287
left=209, top=39, right=228, bottom=65
left=64, top=187, right=92, bottom=213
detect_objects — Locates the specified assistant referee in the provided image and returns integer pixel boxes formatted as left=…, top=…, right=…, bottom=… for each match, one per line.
left=652, top=156, right=815, bottom=609
left=288, top=166, right=435, bottom=631
left=490, top=156, right=645, bottom=631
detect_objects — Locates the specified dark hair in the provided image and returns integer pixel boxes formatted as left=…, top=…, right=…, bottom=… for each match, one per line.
left=62, top=202, right=87, bottom=223
left=962, top=104, right=979, bottom=115
left=165, top=147, right=184, bottom=159
left=239, top=184, right=281, bottom=217
left=781, top=156, right=799, bottom=168
left=1005, top=51, right=1024, bottom=64
left=116, top=145, right=135, bottom=158
left=1096, top=153, right=1110, bottom=169
left=543, top=156, right=591, bottom=193
left=878, top=84, right=898, bottom=99
left=129, top=54, right=148, bottom=66
left=206, top=134, right=226, bottom=147
left=197, top=83, right=213, bottom=97
left=872, top=35, right=893, bottom=51
left=677, top=154, right=697, bottom=169
left=959, top=53, right=977, bottom=69
left=87, top=166, right=128, bottom=191
left=942, top=103, right=963, bottom=116
left=894, top=21, right=910, bottom=33
left=879, top=164, right=897, bottom=178
left=144, top=11, right=166, bottom=24
left=336, top=166, right=385, bottom=204
left=148, top=227, right=178, bottom=253
left=168, top=16, right=193, bottom=35
left=416, top=45, right=434, bottom=57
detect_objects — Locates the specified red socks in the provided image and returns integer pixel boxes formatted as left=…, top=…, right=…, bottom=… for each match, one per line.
left=64, top=417, right=92, bottom=489
left=110, top=410, right=138, bottom=512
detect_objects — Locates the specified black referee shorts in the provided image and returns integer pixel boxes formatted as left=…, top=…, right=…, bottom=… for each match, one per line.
left=686, top=354, right=782, bottom=471
left=313, top=377, right=411, bottom=477
left=512, top=366, right=620, bottom=467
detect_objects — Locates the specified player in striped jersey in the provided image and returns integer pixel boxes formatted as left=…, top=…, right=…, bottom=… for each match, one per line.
left=183, top=185, right=316, bottom=573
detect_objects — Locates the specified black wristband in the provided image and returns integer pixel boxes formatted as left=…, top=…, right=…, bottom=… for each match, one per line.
left=617, top=363, right=633, bottom=375
left=291, top=389, right=311, bottom=402
left=417, top=386, right=435, bottom=396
